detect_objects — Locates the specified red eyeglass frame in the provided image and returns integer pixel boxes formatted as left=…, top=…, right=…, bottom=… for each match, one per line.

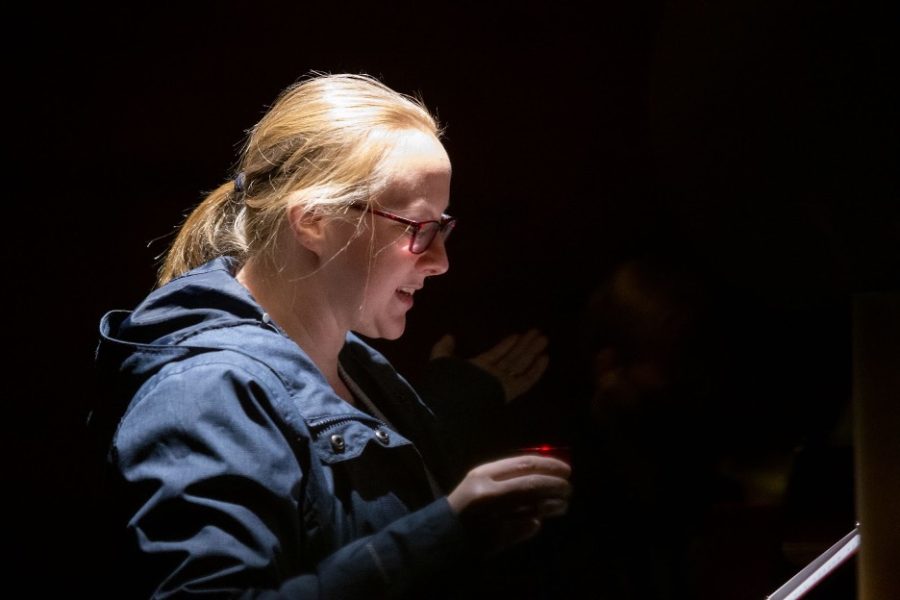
left=348, top=204, right=457, bottom=254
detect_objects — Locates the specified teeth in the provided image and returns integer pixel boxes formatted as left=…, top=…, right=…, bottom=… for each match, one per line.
left=398, top=286, right=417, bottom=295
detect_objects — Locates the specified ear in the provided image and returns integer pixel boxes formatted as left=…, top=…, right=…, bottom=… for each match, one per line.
left=286, top=203, right=328, bottom=256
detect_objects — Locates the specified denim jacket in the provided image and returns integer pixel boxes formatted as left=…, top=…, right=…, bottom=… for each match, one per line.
left=92, top=256, right=481, bottom=599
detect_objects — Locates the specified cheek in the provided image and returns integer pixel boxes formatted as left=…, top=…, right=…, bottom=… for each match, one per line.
left=367, top=253, right=418, bottom=302
left=342, top=229, right=415, bottom=299
left=367, top=253, right=407, bottom=291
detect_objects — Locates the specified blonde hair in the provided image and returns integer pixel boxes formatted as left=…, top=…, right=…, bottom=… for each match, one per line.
left=157, top=72, right=443, bottom=286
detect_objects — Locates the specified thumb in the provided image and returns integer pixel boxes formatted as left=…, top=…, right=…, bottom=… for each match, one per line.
left=430, top=334, right=456, bottom=360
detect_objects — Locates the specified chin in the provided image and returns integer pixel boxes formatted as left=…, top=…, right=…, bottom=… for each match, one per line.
left=357, top=319, right=406, bottom=341
left=379, top=322, right=406, bottom=340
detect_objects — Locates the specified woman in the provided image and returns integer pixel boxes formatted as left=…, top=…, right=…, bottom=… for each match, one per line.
left=93, top=73, right=570, bottom=598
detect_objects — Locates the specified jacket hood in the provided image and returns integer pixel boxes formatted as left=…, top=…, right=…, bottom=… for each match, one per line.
left=108, top=257, right=263, bottom=345
left=97, top=256, right=268, bottom=384
left=93, top=256, right=339, bottom=430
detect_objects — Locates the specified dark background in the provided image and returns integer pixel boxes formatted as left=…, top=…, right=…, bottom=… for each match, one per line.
left=14, top=1, right=896, bottom=596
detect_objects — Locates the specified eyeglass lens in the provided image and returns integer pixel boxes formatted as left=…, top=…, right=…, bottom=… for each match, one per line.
left=412, top=223, right=439, bottom=253
left=411, top=220, right=454, bottom=254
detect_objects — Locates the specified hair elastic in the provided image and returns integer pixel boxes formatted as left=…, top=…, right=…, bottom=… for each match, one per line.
left=234, top=172, right=247, bottom=194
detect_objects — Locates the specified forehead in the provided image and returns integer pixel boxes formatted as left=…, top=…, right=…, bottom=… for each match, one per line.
left=380, top=129, right=450, bottom=175
left=376, top=130, right=451, bottom=211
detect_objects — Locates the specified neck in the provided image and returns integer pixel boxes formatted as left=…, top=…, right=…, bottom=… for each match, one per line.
left=236, top=254, right=351, bottom=400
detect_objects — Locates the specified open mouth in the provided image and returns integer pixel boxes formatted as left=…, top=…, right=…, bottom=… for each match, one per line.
left=396, top=285, right=420, bottom=306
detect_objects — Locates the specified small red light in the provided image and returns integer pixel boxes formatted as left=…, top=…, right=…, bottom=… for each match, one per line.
left=516, top=445, right=572, bottom=465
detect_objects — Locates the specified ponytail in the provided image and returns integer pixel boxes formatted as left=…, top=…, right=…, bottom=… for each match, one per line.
left=156, top=179, right=247, bottom=286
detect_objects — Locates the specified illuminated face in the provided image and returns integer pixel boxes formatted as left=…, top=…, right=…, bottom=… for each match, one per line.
left=327, top=129, right=452, bottom=340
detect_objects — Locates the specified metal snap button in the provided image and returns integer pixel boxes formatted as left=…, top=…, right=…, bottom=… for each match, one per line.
left=330, top=434, right=346, bottom=453
left=374, top=429, right=390, bottom=445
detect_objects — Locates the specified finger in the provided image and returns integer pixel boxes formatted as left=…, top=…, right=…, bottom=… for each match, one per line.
left=430, top=334, right=456, bottom=360
left=491, top=474, right=573, bottom=505
left=513, top=330, right=549, bottom=367
left=511, top=354, right=550, bottom=395
left=510, top=498, right=569, bottom=519
left=475, top=334, right=520, bottom=365
left=475, top=454, right=572, bottom=480
left=494, top=330, right=538, bottom=371
left=498, top=330, right=549, bottom=375
left=537, top=498, right=570, bottom=518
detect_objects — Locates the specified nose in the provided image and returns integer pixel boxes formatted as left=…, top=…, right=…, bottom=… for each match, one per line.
left=419, top=234, right=450, bottom=276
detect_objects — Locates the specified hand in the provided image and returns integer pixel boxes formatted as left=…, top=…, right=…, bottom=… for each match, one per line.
left=431, top=329, right=550, bottom=403
left=447, top=454, right=572, bottom=554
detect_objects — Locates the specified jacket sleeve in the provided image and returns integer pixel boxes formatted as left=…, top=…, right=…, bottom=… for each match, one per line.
left=111, top=360, right=469, bottom=599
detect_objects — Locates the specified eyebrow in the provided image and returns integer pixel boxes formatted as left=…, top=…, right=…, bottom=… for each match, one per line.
left=401, top=206, right=452, bottom=220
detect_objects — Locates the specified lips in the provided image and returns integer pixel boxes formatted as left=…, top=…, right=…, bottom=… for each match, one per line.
left=396, top=285, right=421, bottom=297
left=395, top=284, right=421, bottom=308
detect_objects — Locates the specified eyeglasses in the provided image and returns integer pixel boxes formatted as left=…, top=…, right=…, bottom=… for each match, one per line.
left=349, top=204, right=457, bottom=254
